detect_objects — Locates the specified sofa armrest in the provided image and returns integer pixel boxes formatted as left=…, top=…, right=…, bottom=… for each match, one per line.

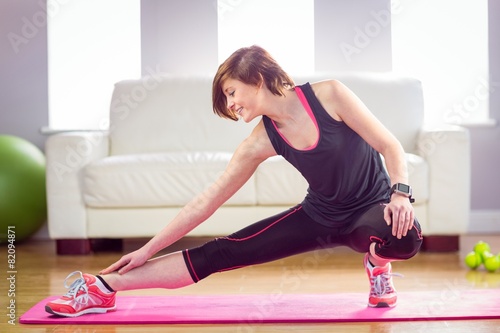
left=417, top=125, right=471, bottom=234
left=45, top=131, right=109, bottom=239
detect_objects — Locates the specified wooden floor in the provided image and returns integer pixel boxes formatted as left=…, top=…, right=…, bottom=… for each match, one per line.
left=3, top=237, right=500, bottom=333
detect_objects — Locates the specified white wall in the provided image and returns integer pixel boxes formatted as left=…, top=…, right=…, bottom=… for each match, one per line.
left=0, top=0, right=48, bottom=149
left=314, top=0, right=392, bottom=71
left=141, top=0, right=218, bottom=75
left=467, top=0, right=500, bottom=231
left=140, top=0, right=392, bottom=74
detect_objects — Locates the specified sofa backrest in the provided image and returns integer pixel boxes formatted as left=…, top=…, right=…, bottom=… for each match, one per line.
left=109, top=73, right=423, bottom=156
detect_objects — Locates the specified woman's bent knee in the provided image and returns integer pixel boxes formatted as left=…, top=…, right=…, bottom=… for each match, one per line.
left=385, top=222, right=423, bottom=260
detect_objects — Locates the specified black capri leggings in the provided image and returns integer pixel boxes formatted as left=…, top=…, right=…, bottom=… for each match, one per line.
left=182, top=203, right=423, bottom=283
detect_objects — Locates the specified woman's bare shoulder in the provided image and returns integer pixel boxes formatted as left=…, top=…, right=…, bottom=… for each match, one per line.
left=237, top=119, right=277, bottom=161
left=309, top=79, right=346, bottom=99
left=308, top=80, right=346, bottom=121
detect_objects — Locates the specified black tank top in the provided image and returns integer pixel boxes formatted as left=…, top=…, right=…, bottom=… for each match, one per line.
left=263, top=83, right=391, bottom=227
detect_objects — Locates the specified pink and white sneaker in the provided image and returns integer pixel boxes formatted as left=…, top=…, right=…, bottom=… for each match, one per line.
left=45, top=271, right=116, bottom=317
left=364, top=253, right=402, bottom=308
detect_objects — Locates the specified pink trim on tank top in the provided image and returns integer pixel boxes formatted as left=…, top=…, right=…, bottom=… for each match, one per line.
left=270, top=86, right=320, bottom=151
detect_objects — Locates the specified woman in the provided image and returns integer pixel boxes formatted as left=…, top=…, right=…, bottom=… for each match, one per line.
left=46, top=45, right=422, bottom=317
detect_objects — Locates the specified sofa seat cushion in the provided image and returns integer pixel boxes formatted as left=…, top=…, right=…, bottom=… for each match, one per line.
left=255, top=156, right=309, bottom=204
left=83, top=152, right=256, bottom=208
left=256, top=153, right=429, bottom=206
left=83, top=151, right=428, bottom=209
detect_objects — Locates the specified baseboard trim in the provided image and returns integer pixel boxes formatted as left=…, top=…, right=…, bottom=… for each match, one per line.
left=468, top=210, right=500, bottom=233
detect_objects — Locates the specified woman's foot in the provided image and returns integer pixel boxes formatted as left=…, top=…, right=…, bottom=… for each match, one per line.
left=45, top=271, right=116, bottom=317
left=364, top=253, right=401, bottom=308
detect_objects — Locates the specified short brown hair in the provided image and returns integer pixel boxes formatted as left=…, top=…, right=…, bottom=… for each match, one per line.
left=212, top=45, right=295, bottom=121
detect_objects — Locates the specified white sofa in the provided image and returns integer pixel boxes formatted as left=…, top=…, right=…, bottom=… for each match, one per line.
left=45, top=73, right=470, bottom=254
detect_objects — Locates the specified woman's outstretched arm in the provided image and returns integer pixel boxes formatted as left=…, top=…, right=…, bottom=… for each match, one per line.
left=100, top=120, right=277, bottom=276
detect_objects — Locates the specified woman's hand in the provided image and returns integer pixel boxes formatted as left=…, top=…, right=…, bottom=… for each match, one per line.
left=99, top=247, right=151, bottom=275
left=383, top=195, right=415, bottom=239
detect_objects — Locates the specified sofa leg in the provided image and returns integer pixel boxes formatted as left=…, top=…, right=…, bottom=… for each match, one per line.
left=90, top=238, right=123, bottom=252
left=421, top=235, right=460, bottom=252
left=56, top=239, right=124, bottom=255
left=56, top=239, right=92, bottom=255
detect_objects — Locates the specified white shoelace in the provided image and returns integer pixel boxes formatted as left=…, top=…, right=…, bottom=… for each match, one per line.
left=63, top=271, right=89, bottom=305
left=371, top=272, right=403, bottom=297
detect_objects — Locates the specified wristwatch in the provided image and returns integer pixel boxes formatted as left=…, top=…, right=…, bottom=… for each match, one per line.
left=391, top=183, right=415, bottom=203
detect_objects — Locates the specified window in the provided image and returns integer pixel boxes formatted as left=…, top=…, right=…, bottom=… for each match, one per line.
left=47, top=0, right=140, bottom=131
left=392, top=0, right=490, bottom=126
left=217, top=0, right=315, bottom=75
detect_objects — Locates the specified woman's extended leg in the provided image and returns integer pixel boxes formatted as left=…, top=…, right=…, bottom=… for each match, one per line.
left=106, top=205, right=335, bottom=290
left=180, top=205, right=341, bottom=283
left=46, top=205, right=341, bottom=317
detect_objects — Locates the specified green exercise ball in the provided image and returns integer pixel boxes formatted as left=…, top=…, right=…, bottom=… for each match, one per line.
left=0, top=135, right=47, bottom=243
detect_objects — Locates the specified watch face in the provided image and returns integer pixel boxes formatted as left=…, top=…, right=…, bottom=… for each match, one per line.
left=398, top=183, right=410, bottom=193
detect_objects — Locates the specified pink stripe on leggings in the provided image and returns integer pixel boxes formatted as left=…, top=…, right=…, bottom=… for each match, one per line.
left=223, top=206, right=303, bottom=242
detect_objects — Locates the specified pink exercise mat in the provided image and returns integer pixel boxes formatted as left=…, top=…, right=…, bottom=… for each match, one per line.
left=20, top=289, right=500, bottom=325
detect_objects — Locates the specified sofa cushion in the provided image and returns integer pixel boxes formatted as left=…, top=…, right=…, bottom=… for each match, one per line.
left=109, top=74, right=423, bottom=156
left=294, top=73, right=424, bottom=154
left=255, top=153, right=429, bottom=206
left=109, top=76, right=256, bottom=156
left=83, top=152, right=256, bottom=208
left=83, top=151, right=428, bottom=209
left=255, top=156, right=309, bottom=205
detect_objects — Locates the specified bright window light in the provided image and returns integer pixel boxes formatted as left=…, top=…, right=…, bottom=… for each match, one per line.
left=392, top=0, right=489, bottom=126
left=217, top=0, right=314, bottom=75
left=47, top=0, right=141, bottom=131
